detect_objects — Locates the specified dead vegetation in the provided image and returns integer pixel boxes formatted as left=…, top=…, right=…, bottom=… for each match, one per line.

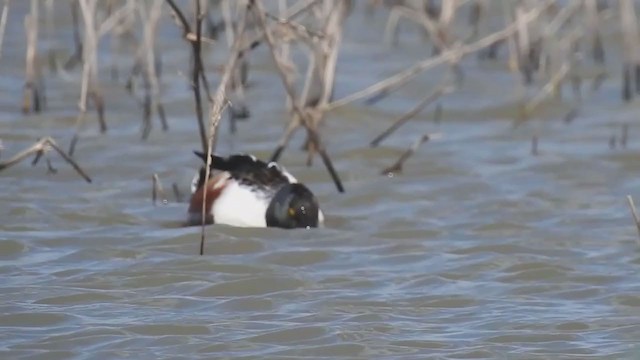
left=2, top=0, right=640, bottom=247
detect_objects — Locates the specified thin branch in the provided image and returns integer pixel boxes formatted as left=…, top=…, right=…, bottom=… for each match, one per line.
left=199, top=1, right=249, bottom=255
left=239, top=0, right=319, bottom=53
left=152, top=173, right=167, bottom=206
left=382, top=133, right=442, bottom=175
left=371, top=83, right=453, bottom=147
left=23, top=0, right=43, bottom=114
left=253, top=0, right=344, bottom=193
left=166, top=0, right=207, bottom=152
left=0, top=137, right=92, bottom=183
left=172, top=182, right=183, bottom=202
left=327, top=1, right=552, bottom=111
left=514, top=62, right=570, bottom=127
left=0, top=0, right=9, bottom=61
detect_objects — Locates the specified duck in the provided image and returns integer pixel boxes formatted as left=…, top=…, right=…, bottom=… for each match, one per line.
left=187, top=151, right=324, bottom=229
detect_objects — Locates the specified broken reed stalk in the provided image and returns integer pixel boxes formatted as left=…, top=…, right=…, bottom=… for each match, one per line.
left=0, top=137, right=92, bottom=183
left=71, top=0, right=130, bottom=155
left=370, top=83, right=453, bottom=147
left=327, top=1, right=553, bottom=111
left=384, top=4, right=447, bottom=51
left=0, top=0, right=9, bottom=61
left=585, top=0, right=605, bottom=65
left=382, top=132, right=442, bottom=175
left=311, top=0, right=346, bottom=156
left=252, top=0, right=344, bottom=194
left=513, top=26, right=583, bottom=127
left=199, top=0, right=249, bottom=256
left=139, top=0, right=167, bottom=140
left=626, top=195, right=640, bottom=246
left=531, top=134, right=539, bottom=156
left=621, top=123, right=629, bottom=148
left=70, top=0, right=96, bottom=156
left=295, top=0, right=348, bottom=165
left=226, top=1, right=252, bottom=129
left=23, top=0, right=43, bottom=114
left=64, top=0, right=83, bottom=70
left=433, top=103, right=443, bottom=124
left=152, top=173, right=167, bottom=206
left=69, top=1, right=132, bottom=155
left=620, top=0, right=640, bottom=102
left=239, top=0, right=319, bottom=54
left=172, top=182, right=183, bottom=202
left=518, top=62, right=570, bottom=122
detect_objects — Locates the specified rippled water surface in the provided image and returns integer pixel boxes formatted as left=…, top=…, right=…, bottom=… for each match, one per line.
left=2, top=2, right=640, bottom=359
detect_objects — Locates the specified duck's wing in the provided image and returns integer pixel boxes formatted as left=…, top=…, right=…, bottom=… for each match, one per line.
left=194, top=151, right=292, bottom=189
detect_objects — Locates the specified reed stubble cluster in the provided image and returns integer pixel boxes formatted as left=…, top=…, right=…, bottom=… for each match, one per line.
left=2, top=1, right=640, bottom=247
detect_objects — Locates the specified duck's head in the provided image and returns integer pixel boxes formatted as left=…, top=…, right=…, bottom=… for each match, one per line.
left=266, top=183, right=320, bottom=229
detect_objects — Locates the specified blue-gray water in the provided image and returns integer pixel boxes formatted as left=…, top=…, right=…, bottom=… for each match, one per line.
left=1, top=1, right=640, bottom=359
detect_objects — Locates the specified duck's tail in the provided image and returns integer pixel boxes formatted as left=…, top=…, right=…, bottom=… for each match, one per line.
left=193, top=151, right=228, bottom=171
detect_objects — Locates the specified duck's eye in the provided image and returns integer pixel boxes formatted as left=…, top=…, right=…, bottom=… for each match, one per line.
left=288, top=207, right=296, bottom=217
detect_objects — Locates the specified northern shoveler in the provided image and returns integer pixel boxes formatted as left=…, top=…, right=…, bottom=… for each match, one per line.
left=187, top=151, right=324, bottom=229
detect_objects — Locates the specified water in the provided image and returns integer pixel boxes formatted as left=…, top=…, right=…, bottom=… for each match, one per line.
left=1, top=2, right=640, bottom=359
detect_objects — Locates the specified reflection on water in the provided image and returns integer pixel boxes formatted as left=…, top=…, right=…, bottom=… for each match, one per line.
left=1, top=2, right=640, bottom=359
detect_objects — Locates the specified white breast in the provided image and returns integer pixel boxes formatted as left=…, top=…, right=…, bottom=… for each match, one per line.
left=211, top=180, right=270, bottom=228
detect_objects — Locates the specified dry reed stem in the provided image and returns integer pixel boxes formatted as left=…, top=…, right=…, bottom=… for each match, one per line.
left=621, top=123, right=629, bottom=148
left=64, top=0, right=83, bottom=70
left=152, top=173, right=167, bottom=206
left=79, top=0, right=108, bottom=129
left=70, top=0, right=95, bottom=155
left=584, top=0, right=605, bottom=65
left=328, top=1, right=553, bottom=111
left=0, top=0, right=9, bottom=61
left=531, top=134, right=539, bottom=156
left=165, top=0, right=217, bottom=45
left=172, top=182, right=183, bottom=202
left=252, top=0, right=344, bottom=193
left=264, top=10, right=325, bottom=42
left=521, top=63, right=570, bottom=118
left=513, top=24, right=584, bottom=126
left=515, top=5, right=531, bottom=83
left=139, top=0, right=167, bottom=140
left=371, top=83, right=454, bottom=147
left=199, top=0, right=249, bottom=255
left=302, top=0, right=347, bottom=164
left=265, top=0, right=341, bottom=157
left=626, top=195, right=640, bottom=246
left=23, top=0, right=43, bottom=114
left=166, top=0, right=208, bottom=153
left=0, top=137, right=92, bottom=183
left=227, top=1, right=252, bottom=127
left=609, top=133, right=617, bottom=149
left=502, top=0, right=519, bottom=75
left=384, top=4, right=447, bottom=50
left=620, top=0, right=640, bottom=101
left=221, top=0, right=234, bottom=47
left=434, top=103, right=443, bottom=124
left=382, top=132, right=442, bottom=175
left=69, top=0, right=131, bottom=155
left=44, top=158, right=57, bottom=173
left=101, top=0, right=137, bottom=81
left=240, top=0, right=319, bottom=53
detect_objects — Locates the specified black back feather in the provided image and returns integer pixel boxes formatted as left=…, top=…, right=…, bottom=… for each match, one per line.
left=194, top=151, right=290, bottom=189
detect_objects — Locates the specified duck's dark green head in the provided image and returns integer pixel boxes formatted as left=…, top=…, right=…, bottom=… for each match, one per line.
left=266, top=183, right=320, bottom=229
